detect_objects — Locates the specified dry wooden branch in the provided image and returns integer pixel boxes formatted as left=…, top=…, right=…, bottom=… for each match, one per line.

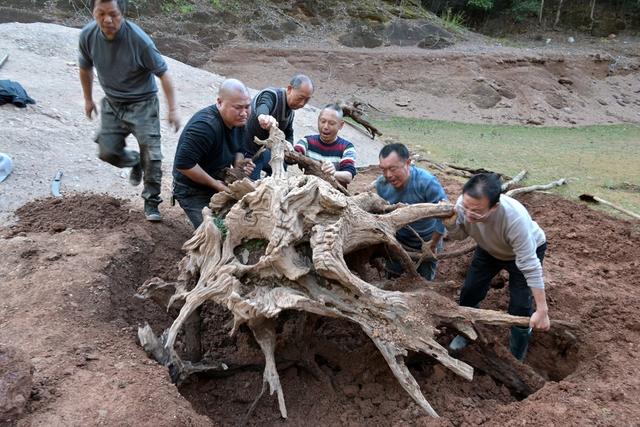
left=414, top=156, right=512, bottom=181
left=284, top=149, right=350, bottom=195
left=337, top=100, right=382, bottom=139
left=223, top=127, right=349, bottom=195
left=505, top=178, right=567, bottom=197
left=137, top=148, right=576, bottom=419
left=501, top=170, right=528, bottom=192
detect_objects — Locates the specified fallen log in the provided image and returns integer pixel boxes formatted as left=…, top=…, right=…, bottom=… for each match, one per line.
left=137, top=127, right=576, bottom=420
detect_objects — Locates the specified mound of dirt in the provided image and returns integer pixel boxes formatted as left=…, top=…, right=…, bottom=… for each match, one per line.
left=10, top=194, right=134, bottom=235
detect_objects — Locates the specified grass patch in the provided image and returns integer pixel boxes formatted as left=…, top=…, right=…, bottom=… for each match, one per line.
left=375, top=117, right=640, bottom=216
left=161, top=0, right=195, bottom=14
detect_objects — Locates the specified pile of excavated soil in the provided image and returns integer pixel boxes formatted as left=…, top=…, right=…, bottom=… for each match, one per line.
left=2, top=168, right=640, bottom=426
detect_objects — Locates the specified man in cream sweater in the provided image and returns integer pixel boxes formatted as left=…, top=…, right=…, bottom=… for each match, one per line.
left=445, top=173, right=550, bottom=361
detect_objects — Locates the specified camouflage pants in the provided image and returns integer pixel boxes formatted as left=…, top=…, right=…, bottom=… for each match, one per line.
left=96, top=96, right=163, bottom=205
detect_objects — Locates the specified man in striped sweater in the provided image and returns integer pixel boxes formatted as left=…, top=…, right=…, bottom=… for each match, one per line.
left=294, top=104, right=356, bottom=186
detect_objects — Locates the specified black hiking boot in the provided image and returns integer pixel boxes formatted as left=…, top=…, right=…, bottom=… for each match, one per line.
left=144, top=202, right=162, bottom=222
left=129, top=162, right=142, bottom=187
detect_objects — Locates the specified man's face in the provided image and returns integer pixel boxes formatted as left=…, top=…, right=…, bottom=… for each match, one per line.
left=93, top=0, right=123, bottom=40
left=217, top=91, right=251, bottom=128
left=317, top=109, right=344, bottom=144
left=286, top=83, right=313, bottom=110
left=460, top=194, right=497, bottom=223
left=379, top=152, right=411, bottom=189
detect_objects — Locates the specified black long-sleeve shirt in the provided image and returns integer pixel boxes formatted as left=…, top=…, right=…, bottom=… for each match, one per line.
left=172, top=105, right=244, bottom=189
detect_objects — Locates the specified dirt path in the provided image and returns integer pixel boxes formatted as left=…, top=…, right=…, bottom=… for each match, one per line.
left=0, top=23, right=383, bottom=226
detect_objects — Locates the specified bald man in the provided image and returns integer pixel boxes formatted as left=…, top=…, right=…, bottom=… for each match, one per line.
left=172, top=79, right=254, bottom=228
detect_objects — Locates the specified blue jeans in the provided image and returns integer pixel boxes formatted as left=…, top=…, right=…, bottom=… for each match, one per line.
left=249, top=149, right=271, bottom=180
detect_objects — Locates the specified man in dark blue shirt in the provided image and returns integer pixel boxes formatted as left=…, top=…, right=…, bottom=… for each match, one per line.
left=376, top=143, right=448, bottom=280
left=173, top=79, right=254, bottom=228
left=78, top=0, right=180, bottom=221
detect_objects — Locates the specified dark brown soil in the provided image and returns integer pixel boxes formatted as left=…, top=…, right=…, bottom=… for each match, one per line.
left=2, top=170, right=640, bottom=426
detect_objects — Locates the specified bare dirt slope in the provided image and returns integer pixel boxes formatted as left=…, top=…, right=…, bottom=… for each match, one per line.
left=208, top=40, right=640, bottom=127
left=0, top=22, right=383, bottom=225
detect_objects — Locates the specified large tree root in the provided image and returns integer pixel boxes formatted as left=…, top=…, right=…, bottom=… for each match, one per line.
left=136, top=128, right=577, bottom=419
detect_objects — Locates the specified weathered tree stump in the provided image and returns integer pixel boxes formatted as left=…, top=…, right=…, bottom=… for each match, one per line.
left=137, top=128, right=575, bottom=419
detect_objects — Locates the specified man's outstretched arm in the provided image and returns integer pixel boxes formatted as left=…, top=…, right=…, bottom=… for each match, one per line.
left=159, top=72, right=180, bottom=132
left=79, top=67, right=97, bottom=119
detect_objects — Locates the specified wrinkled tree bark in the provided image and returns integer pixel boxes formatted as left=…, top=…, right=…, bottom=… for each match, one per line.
left=137, top=128, right=575, bottom=419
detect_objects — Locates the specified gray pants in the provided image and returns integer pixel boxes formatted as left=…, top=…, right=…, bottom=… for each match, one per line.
left=96, top=96, right=163, bottom=205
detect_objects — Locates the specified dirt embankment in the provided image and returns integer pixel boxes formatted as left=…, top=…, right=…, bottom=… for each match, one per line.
left=1, top=1, right=639, bottom=127
left=2, top=167, right=639, bottom=426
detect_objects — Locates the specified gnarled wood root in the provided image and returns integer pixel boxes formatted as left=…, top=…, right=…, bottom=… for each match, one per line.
left=136, top=170, right=572, bottom=419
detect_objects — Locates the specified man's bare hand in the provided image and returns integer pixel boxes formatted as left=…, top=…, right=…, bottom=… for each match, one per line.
left=258, top=114, right=277, bottom=130
left=84, top=99, right=97, bottom=120
left=321, top=161, right=336, bottom=176
left=167, top=109, right=181, bottom=132
left=240, top=159, right=255, bottom=176
left=529, top=309, right=551, bottom=331
left=443, top=211, right=458, bottom=228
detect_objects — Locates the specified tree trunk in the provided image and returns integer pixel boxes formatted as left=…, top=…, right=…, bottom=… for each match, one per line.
left=553, top=0, right=564, bottom=30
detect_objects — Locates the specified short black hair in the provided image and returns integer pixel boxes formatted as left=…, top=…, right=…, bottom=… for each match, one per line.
left=321, top=103, right=344, bottom=120
left=462, top=173, right=502, bottom=207
left=290, top=74, right=314, bottom=91
left=379, top=143, right=410, bottom=161
left=90, top=0, right=127, bottom=14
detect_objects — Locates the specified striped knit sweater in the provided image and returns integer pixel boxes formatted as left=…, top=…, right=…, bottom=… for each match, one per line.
left=294, top=135, right=357, bottom=177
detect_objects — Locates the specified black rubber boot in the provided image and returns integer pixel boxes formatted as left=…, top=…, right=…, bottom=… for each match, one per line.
left=509, top=326, right=531, bottom=361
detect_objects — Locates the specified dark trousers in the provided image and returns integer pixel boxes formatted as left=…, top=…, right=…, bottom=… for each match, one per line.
left=173, top=181, right=215, bottom=229
left=96, top=96, right=163, bottom=205
left=249, top=149, right=271, bottom=180
left=459, top=243, right=547, bottom=317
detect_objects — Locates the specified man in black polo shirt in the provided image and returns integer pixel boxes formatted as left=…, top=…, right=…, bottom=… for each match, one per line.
left=243, top=74, right=314, bottom=180
left=172, top=79, right=254, bottom=228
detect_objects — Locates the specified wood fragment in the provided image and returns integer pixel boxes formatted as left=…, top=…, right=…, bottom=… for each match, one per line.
left=337, top=100, right=382, bottom=139
left=505, top=178, right=567, bottom=197
left=501, top=170, right=528, bottom=191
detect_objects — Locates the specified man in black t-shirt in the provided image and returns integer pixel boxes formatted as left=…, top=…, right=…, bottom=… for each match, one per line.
left=172, top=79, right=254, bottom=228
left=243, top=74, right=314, bottom=180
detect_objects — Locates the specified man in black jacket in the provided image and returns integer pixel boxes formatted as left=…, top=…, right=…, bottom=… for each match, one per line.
left=172, top=79, right=254, bottom=228
left=243, top=74, right=314, bottom=180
